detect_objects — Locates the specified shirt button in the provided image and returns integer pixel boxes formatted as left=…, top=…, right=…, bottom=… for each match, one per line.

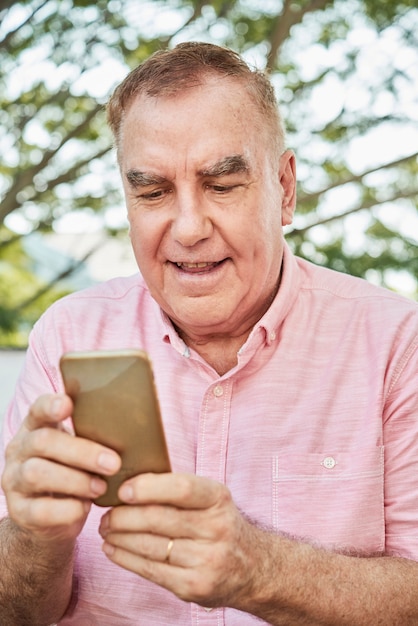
left=203, top=607, right=213, bottom=612
left=213, top=385, right=223, bottom=397
left=269, top=331, right=276, bottom=341
left=322, top=456, right=337, bottom=469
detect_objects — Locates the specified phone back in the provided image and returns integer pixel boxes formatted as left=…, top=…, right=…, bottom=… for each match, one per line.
left=60, top=349, right=171, bottom=506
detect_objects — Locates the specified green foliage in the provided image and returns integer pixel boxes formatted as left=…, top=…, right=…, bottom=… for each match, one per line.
left=0, top=226, right=71, bottom=346
left=0, top=0, right=417, bottom=346
left=362, top=0, right=418, bottom=28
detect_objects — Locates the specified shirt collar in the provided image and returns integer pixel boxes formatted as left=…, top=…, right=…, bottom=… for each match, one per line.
left=254, top=242, right=301, bottom=346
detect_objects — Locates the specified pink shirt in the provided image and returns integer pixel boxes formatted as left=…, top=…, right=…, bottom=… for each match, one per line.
left=1, top=243, right=418, bottom=625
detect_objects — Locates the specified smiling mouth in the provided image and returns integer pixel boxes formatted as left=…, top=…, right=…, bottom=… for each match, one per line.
left=174, top=260, right=225, bottom=272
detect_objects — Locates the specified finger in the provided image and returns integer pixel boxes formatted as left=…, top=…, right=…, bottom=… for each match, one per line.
left=101, top=542, right=218, bottom=606
left=25, top=394, right=73, bottom=431
left=119, top=472, right=226, bottom=509
left=102, top=540, right=183, bottom=581
left=101, top=532, right=192, bottom=565
left=9, top=456, right=108, bottom=500
left=9, top=494, right=91, bottom=541
left=101, top=503, right=213, bottom=540
left=8, top=426, right=121, bottom=476
left=102, top=532, right=208, bottom=569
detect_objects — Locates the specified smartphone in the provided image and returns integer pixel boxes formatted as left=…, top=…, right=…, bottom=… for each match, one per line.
left=59, top=349, right=171, bottom=507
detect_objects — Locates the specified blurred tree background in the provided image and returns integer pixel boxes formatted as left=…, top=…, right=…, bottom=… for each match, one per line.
left=1, top=0, right=417, bottom=346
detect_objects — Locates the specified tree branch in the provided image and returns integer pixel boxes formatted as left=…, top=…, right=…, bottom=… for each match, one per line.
left=35, top=145, right=111, bottom=196
left=0, top=0, right=50, bottom=50
left=267, top=0, right=334, bottom=71
left=171, top=0, right=205, bottom=35
left=288, top=188, right=418, bottom=238
left=0, top=103, right=103, bottom=222
left=13, top=237, right=107, bottom=313
left=298, top=151, right=418, bottom=206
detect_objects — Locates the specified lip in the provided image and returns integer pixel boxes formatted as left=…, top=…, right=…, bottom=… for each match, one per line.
left=174, top=260, right=224, bottom=274
left=167, top=258, right=229, bottom=287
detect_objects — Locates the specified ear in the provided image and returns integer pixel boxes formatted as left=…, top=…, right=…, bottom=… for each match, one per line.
left=279, top=150, right=297, bottom=226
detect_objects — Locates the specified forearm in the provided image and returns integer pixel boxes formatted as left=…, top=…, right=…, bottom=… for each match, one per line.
left=0, top=516, right=75, bottom=626
left=237, top=530, right=418, bottom=625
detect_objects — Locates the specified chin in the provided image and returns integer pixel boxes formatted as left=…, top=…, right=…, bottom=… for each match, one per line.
left=173, top=306, right=235, bottom=333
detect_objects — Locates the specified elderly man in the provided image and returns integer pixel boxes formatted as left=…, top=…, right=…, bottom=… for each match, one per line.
left=1, top=42, right=418, bottom=625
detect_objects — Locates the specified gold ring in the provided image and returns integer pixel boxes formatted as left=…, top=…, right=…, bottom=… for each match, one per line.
left=165, top=538, right=174, bottom=563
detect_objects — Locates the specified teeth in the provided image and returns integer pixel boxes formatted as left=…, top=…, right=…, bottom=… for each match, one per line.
left=176, top=262, right=212, bottom=268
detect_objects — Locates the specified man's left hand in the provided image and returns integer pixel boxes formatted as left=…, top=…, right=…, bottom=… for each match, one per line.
left=99, top=472, right=263, bottom=608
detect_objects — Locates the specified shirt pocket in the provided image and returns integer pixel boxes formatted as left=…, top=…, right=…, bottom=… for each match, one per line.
left=271, top=446, right=385, bottom=553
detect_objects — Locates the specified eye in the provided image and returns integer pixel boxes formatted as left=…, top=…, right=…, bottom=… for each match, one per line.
left=139, top=188, right=172, bottom=200
left=207, top=184, right=236, bottom=194
left=141, top=190, right=163, bottom=199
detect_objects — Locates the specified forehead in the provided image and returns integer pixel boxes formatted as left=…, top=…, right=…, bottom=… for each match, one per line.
left=125, top=73, right=254, bottom=114
left=121, top=77, right=264, bottom=141
left=119, top=77, right=267, bottom=171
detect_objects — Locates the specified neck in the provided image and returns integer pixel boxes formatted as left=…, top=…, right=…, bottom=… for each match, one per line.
left=174, top=263, right=283, bottom=375
left=177, top=329, right=248, bottom=375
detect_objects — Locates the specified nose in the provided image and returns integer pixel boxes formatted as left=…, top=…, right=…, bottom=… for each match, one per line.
left=170, top=190, right=213, bottom=247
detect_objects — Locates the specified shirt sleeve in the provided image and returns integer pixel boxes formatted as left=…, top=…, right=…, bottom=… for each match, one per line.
left=383, top=335, right=418, bottom=559
left=0, top=318, right=63, bottom=504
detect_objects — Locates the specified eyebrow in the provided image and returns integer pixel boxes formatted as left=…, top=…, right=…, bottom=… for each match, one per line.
left=125, top=170, right=167, bottom=189
left=199, top=154, right=250, bottom=177
left=125, top=154, right=250, bottom=189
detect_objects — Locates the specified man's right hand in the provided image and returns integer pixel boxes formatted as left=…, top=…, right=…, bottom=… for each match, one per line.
left=1, top=393, right=121, bottom=544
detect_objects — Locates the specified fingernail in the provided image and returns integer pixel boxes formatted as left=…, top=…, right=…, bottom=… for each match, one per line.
left=51, top=397, right=63, bottom=418
left=98, top=452, right=119, bottom=473
left=91, top=477, right=106, bottom=496
left=119, top=484, right=134, bottom=502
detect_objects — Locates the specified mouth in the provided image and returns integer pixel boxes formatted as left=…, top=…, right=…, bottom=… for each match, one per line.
left=173, top=260, right=226, bottom=273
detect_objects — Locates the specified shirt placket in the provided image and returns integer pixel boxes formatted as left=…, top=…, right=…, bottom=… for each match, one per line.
left=191, top=377, right=233, bottom=625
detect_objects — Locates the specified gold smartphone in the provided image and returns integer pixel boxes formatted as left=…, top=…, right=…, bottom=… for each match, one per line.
left=59, top=349, right=171, bottom=507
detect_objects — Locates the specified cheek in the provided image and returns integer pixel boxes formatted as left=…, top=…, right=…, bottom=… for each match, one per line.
left=127, top=219, right=148, bottom=259
left=252, top=213, right=283, bottom=267
left=255, top=203, right=283, bottom=241
left=128, top=212, right=156, bottom=246
left=128, top=219, right=168, bottom=277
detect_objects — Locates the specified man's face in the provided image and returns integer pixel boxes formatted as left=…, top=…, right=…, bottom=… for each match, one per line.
left=119, top=76, right=296, bottom=340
